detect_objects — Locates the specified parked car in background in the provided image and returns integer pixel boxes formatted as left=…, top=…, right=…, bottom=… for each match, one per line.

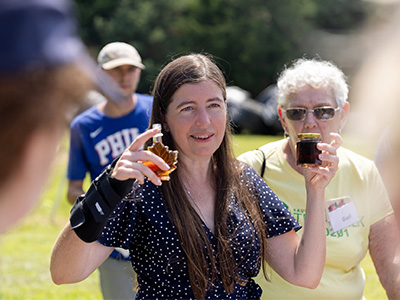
left=227, top=85, right=283, bottom=135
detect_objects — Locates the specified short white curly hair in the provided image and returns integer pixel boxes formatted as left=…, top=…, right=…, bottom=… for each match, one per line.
left=277, top=58, right=349, bottom=108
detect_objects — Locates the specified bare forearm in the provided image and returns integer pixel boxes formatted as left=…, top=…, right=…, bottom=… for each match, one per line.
left=370, top=215, right=400, bottom=299
left=266, top=187, right=326, bottom=288
left=381, top=260, right=400, bottom=300
left=293, top=187, right=326, bottom=288
left=50, top=222, right=102, bottom=284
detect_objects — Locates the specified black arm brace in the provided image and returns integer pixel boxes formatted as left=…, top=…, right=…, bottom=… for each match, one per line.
left=70, top=159, right=133, bottom=243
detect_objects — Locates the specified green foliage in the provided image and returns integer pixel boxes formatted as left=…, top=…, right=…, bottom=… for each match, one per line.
left=73, top=0, right=370, bottom=96
left=73, top=0, right=122, bottom=47
left=311, top=0, right=371, bottom=32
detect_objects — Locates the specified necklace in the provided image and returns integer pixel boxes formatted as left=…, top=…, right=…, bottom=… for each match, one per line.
left=182, top=181, right=210, bottom=228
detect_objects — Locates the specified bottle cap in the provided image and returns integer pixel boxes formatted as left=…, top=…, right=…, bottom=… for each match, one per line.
left=152, top=123, right=163, bottom=137
left=298, top=133, right=321, bottom=139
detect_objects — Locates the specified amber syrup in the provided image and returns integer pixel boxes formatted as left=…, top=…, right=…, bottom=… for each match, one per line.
left=142, top=124, right=178, bottom=181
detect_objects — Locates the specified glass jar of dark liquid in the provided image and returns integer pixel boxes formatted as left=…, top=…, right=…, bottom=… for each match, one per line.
left=296, top=133, right=322, bottom=167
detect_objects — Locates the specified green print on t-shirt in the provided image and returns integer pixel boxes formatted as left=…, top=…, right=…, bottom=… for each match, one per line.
left=289, top=205, right=365, bottom=238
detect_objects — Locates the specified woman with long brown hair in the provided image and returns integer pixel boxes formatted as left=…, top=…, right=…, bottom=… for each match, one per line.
left=51, top=53, right=340, bottom=299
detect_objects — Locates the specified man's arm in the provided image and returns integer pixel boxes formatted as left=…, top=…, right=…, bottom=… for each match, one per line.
left=67, top=179, right=84, bottom=205
left=369, top=214, right=400, bottom=299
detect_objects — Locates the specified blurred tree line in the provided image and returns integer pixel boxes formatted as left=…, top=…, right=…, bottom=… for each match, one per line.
left=74, top=0, right=370, bottom=97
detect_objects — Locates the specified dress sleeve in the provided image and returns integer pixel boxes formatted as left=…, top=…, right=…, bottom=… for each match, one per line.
left=97, top=187, right=140, bottom=250
left=242, top=165, right=301, bottom=238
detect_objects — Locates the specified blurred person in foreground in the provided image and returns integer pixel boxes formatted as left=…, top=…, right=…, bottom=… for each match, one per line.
left=374, top=127, right=400, bottom=223
left=0, top=0, right=93, bottom=233
left=238, top=58, right=400, bottom=299
left=50, top=53, right=340, bottom=299
left=66, top=41, right=152, bottom=299
left=353, top=5, right=400, bottom=227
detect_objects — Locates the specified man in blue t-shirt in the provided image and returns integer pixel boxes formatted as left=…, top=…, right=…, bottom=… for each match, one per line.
left=67, top=42, right=153, bottom=299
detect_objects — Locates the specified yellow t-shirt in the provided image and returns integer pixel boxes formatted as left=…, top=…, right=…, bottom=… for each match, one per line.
left=238, top=139, right=393, bottom=300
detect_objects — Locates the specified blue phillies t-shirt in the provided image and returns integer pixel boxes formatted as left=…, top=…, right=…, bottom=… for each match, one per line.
left=67, top=93, right=153, bottom=181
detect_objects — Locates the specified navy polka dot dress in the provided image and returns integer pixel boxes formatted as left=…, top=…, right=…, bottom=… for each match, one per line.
left=98, top=166, right=300, bottom=299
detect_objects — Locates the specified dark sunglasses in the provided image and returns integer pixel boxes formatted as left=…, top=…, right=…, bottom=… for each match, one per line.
left=283, top=106, right=340, bottom=121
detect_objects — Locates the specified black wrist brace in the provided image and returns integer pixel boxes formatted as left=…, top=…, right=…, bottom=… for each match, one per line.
left=69, top=159, right=133, bottom=243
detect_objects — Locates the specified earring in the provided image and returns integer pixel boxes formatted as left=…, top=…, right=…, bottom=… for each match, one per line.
left=284, top=130, right=289, bottom=139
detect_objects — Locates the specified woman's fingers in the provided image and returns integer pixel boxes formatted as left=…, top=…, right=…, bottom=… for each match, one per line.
left=113, top=160, right=162, bottom=185
left=316, top=132, right=342, bottom=167
left=113, top=150, right=171, bottom=183
left=120, top=149, right=170, bottom=170
left=127, top=127, right=159, bottom=152
left=318, top=154, right=339, bottom=169
left=110, top=127, right=172, bottom=185
left=329, top=132, right=343, bottom=150
left=304, top=132, right=342, bottom=189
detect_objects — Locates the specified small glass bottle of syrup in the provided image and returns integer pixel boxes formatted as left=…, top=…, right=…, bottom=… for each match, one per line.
left=296, top=133, right=322, bottom=167
left=142, top=124, right=178, bottom=181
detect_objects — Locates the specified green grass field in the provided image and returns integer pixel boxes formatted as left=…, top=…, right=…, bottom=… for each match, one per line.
left=0, top=134, right=386, bottom=299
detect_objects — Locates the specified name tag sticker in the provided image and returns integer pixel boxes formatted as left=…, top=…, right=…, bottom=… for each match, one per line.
left=325, top=196, right=360, bottom=233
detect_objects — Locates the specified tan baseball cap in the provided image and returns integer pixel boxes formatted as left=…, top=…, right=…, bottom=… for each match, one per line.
left=97, top=42, right=145, bottom=70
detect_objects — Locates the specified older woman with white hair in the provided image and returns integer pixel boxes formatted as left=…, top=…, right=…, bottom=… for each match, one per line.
left=239, top=58, right=400, bottom=299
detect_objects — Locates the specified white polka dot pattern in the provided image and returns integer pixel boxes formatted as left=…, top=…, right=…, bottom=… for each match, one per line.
left=98, top=165, right=300, bottom=299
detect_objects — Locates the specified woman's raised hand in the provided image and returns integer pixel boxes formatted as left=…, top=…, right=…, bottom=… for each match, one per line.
left=303, top=132, right=342, bottom=190
left=111, top=127, right=171, bottom=186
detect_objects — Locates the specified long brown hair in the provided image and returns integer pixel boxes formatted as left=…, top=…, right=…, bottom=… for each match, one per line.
left=147, top=54, right=268, bottom=299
